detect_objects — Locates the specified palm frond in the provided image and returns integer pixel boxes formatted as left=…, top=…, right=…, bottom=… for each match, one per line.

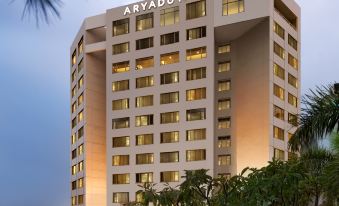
left=21, top=0, right=63, bottom=25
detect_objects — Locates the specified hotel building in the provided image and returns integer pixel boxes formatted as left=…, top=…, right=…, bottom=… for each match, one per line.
left=70, top=0, right=301, bottom=205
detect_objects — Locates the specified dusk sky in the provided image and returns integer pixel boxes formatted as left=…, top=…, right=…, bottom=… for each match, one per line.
left=0, top=0, right=338, bottom=206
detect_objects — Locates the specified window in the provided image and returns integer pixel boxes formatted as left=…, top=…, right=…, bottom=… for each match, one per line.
left=187, top=128, right=206, bottom=141
left=112, top=98, right=129, bottom=111
left=77, top=178, right=84, bottom=188
left=136, top=56, right=154, bottom=70
left=71, top=71, right=76, bottom=82
left=113, top=174, right=130, bottom=184
left=218, top=99, right=231, bottom=111
left=160, top=92, right=179, bottom=104
left=136, top=134, right=154, bottom=146
left=187, top=108, right=206, bottom=121
left=136, top=37, right=154, bottom=50
left=160, top=171, right=179, bottom=182
left=136, top=153, right=154, bottom=164
left=218, top=62, right=231, bottom=72
left=160, top=6, right=179, bottom=26
left=71, top=86, right=76, bottom=98
left=136, top=192, right=144, bottom=203
left=136, top=95, right=153, bottom=108
left=78, top=127, right=84, bottom=139
left=71, top=165, right=77, bottom=175
left=274, top=84, right=285, bottom=100
left=274, top=42, right=285, bottom=59
left=112, top=42, right=129, bottom=55
left=218, top=136, right=231, bottom=148
left=112, top=155, right=129, bottom=166
left=78, top=76, right=84, bottom=89
left=135, top=114, right=154, bottom=127
left=218, top=117, right=231, bottom=129
left=274, top=148, right=285, bottom=161
left=78, top=93, right=84, bottom=106
left=274, top=105, right=285, bottom=120
left=222, top=0, right=244, bottom=16
left=113, top=61, right=130, bottom=73
left=186, top=149, right=206, bottom=161
left=161, top=32, right=179, bottom=45
left=136, top=13, right=153, bottom=31
left=288, top=34, right=298, bottom=50
left=186, top=0, right=206, bottom=20
left=187, top=26, right=206, bottom=40
left=113, top=192, right=129, bottom=204
left=288, top=74, right=298, bottom=88
left=72, top=149, right=77, bottom=159
left=274, top=63, right=285, bottom=80
left=136, top=172, right=153, bottom=183
left=78, top=144, right=84, bottom=156
left=71, top=102, right=77, bottom=114
left=161, top=112, right=179, bottom=124
left=113, top=136, right=130, bottom=148
left=71, top=134, right=76, bottom=145
left=112, top=80, right=129, bottom=92
left=218, top=155, right=231, bottom=166
left=78, top=59, right=84, bottom=73
left=274, top=126, right=284, bottom=140
left=218, top=80, right=231, bottom=91
left=160, top=152, right=179, bottom=163
left=288, top=113, right=298, bottom=126
left=187, top=67, right=206, bottom=81
left=288, top=54, right=298, bottom=70
left=112, top=117, right=130, bottom=129
left=160, top=52, right=180, bottom=65
left=186, top=88, right=206, bottom=101
left=161, top=72, right=179, bottom=85
left=186, top=46, right=207, bottom=61
left=288, top=93, right=298, bottom=107
left=218, top=45, right=231, bottom=54
left=161, top=131, right=179, bottom=143
left=77, top=110, right=83, bottom=123
left=274, top=21, right=285, bottom=39
left=136, top=76, right=154, bottom=88
left=78, top=195, right=84, bottom=205
left=78, top=161, right=84, bottom=172
left=72, top=117, right=77, bottom=128
left=113, top=18, right=129, bottom=36
left=72, top=50, right=76, bottom=66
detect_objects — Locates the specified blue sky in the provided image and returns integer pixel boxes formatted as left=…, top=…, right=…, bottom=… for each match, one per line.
left=0, top=0, right=338, bottom=205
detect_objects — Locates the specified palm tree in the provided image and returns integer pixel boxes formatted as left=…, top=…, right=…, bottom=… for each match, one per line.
left=289, top=84, right=339, bottom=151
left=21, top=0, right=62, bottom=25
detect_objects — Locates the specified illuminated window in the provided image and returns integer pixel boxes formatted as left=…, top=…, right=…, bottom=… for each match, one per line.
left=222, top=0, right=244, bottom=16
left=136, top=95, right=153, bottom=108
left=186, top=46, right=207, bottom=61
left=288, top=34, right=298, bottom=50
left=77, top=110, right=84, bottom=123
left=187, top=128, right=206, bottom=141
left=161, top=32, right=179, bottom=45
left=218, top=62, right=231, bottom=72
left=218, top=117, right=231, bottom=129
left=218, top=99, right=231, bottom=111
left=161, top=131, right=179, bottom=143
left=274, top=22, right=285, bottom=39
left=71, top=165, right=77, bottom=175
left=112, top=155, right=129, bottom=166
left=288, top=93, right=298, bottom=107
left=112, top=117, right=130, bottom=129
left=113, top=18, right=129, bottom=36
left=274, top=42, right=285, bottom=59
left=112, top=98, right=129, bottom=111
left=71, top=86, right=76, bottom=98
left=113, top=136, right=130, bottom=148
left=288, top=54, right=298, bottom=70
left=112, top=80, right=129, bottom=92
left=274, top=63, right=285, bottom=80
left=160, top=151, right=179, bottom=163
left=186, top=0, right=206, bottom=20
left=160, top=91, right=179, bottom=104
left=112, top=42, right=129, bottom=55
left=136, top=13, right=153, bottom=31
left=78, top=93, right=84, bottom=106
left=136, top=134, right=154, bottom=146
left=113, top=192, right=129, bottom=204
left=136, top=56, right=154, bottom=70
left=273, top=126, right=284, bottom=140
left=113, top=174, right=130, bottom=184
left=71, top=71, right=76, bottom=82
left=71, top=134, right=76, bottom=145
left=136, top=192, right=144, bottom=203
left=186, top=108, right=206, bottom=121
left=187, top=26, right=206, bottom=40
left=135, top=114, right=154, bottom=127
left=288, top=74, right=298, bottom=88
left=78, top=161, right=84, bottom=172
left=160, top=6, right=179, bottom=26
left=274, top=105, right=285, bottom=120
left=72, top=118, right=77, bottom=128
left=160, top=51, right=180, bottom=65
left=136, top=172, right=153, bottom=183
left=161, top=111, right=179, bottom=124
left=218, top=80, right=231, bottom=91
left=187, top=67, right=206, bottom=81
left=274, top=148, right=285, bottom=161
left=78, top=127, right=84, bottom=139
left=71, top=196, right=77, bottom=206
left=113, top=61, right=130, bottom=73
left=136, top=153, right=154, bottom=165
left=136, top=76, right=154, bottom=88
left=71, top=102, right=77, bottom=113
left=218, top=45, right=231, bottom=54
left=186, top=149, right=206, bottom=161
left=78, top=144, right=84, bottom=156
left=78, top=76, right=84, bottom=89
left=78, top=195, right=84, bottom=205
left=71, top=50, right=76, bottom=66
left=77, top=178, right=84, bottom=188
left=274, top=84, right=285, bottom=100
left=186, top=88, right=206, bottom=101
left=72, top=149, right=77, bottom=159
left=218, top=136, right=231, bottom=148
left=161, top=72, right=179, bottom=85
left=136, top=37, right=154, bottom=50
left=78, top=37, right=83, bottom=55
left=160, top=171, right=179, bottom=182
left=78, top=59, right=83, bottom=73
left=218, top=155, right=231, bottom=166
left=288, top=113, right=298, bottom=126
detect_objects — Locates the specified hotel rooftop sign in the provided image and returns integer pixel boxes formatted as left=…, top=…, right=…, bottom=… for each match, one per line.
left=124, top=0, right=182, bottom=15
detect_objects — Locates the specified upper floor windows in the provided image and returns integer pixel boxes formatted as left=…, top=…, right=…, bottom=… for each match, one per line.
left=288, top=93, right=298, bottom=107
left=112, top=98, right=129, bottom=111
left=218, top=44, right=231, bottom=54
left=71, top=50, right=76, bottom=66
left=113, top=42, right=129, bottom=55
left=112, top=80, right=129, bottom=92
left=288, top=54, right=298, bottom=70
left=136, top=13, right=154, bottom=31
left=187, top=108, right=206, bottom=121
left=218, top=62, right=231, bottom=73
left=112, top=155, right=130, bottom=166
left=288, top=74, right=298, bottom=88
left=78, top=93, right=84, bottom=106
left=161, top=111, right=180, bottom=124
left=161, top=71, right=179, bottom=85
left=136, top=56, right=154, bottom=70
left=160, top=51, right=180, bottom=65
left=136, top=134, right=154, bottom=146
left=218, top=136, right=231, bottom=148
left=186, top=0, right=206, bottom=20
left=186, top=149, right=206, bottom=161
left=113, top=192, right=129, bottom=204
left=218, top=117, right=231, bottom=129
left=78, top=59, right=84, bottom=73
left=136, top=37, right=154, bottom=50
left=186, top=88, right=206, bottom=101
left=160, top=151, right=179, bottom=163
left=222, top=0, right=244, bottom=16
left=160, top=6, right=179, bottom=26
left=78, top=76, right=84, bottom=89
left=136, top=95, right=154, bottom=108
left=113, top=136, right=130, bottom=148
left=274, top=84, right=285, bottom=100
left=187, top=67, right=206, bottom=81
left=218, top=155, right=231, bottom=166
left=274, top=42, right=285, bottom=59
left=274, top=148, right=285, bottom=161
left=78, top=37, right=84, bottom=55
left=136, top=172, right=153, bottom=183
left=160, top=171, right=179, bottom=182
left=161, top=32, right=179, bottom=46
left=113, top=61, right=130, bottom=73
left=161, top=131, right=179, bottom=143
left=136, top=114, right=154, bottom=127
left=218, top=80, right=231, bottom=92
left=274, top=126, right=284, bottom=140
left=274, top=105, right=285, bottom=120
left=136, top=153, right=154, bottom=164
left=288, top=34, right=298, bottom=50
left=274, top=63, right=285, bottom=80
left=112, top=117, right=130, bottom=129
left=112, top=174, right=130, bottom=184
left=160, top=91, right=179, bottom=104
left=186, top=128, right=206, bottom=141
left=136, top=75, right=154, bottom=88
left=274, top=21, right=285, bottom=39
left=186, top=46, right=207, bottom=61
left=113, top=18, right=129, bottom=36
left=187, top=26, right=206, bottom=40
left=218, top=99, right=231, bottom=111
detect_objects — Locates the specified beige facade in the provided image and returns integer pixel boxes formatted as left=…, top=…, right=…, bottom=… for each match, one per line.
left=70, top=0, right=300, bottom=205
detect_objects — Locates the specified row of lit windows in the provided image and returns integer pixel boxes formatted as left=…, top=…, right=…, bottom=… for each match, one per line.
left=71, top=178, right=84, bottom=190
left=71, top=37, right=84, bottom=67
left=71, top=110, right=84, bottom=128
left=273, top=105, right=298, bottom=125
left=273, top=42, right=299, bottom=70
left=71, top=161, right=84, bottom=175
left=274, top=22, right=298, bottom=51
left=273, top=84, right=298, bottom=107
left=273, top=63, right=298, bottom=88
left=71, top=144, right=84, bottom=159
left=71, top=59, right=84, bottom=84
left=71, top=195, right=84, bottom=206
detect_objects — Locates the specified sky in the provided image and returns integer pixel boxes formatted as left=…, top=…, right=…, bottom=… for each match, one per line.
left=0, top=0, right=338, bottom=206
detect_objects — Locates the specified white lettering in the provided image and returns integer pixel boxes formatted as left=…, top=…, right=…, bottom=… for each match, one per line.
left=148, top=0, right=157, bottom=10
left=167, top=0, right=174, bottom=5
left=133, top=4, right=140, bottom=13
left=158, top=0, right=165, bottom=7
left=141, top=2, right=148, bottom=11
left=124, top=0, right=183, bottom=15
left=124, top=6, right=131, bottom=16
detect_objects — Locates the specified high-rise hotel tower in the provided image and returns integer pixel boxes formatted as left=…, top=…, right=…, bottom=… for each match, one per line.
left=70, top=0, right=300, bottom=205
